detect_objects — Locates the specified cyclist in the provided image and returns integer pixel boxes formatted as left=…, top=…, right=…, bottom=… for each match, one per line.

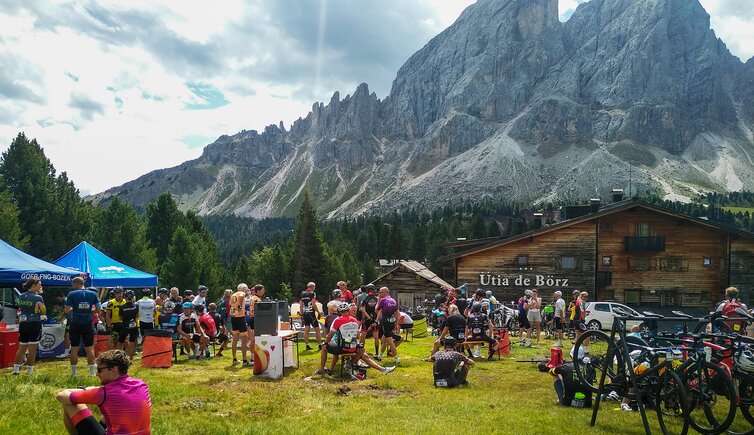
left=178, top=303, right=200, bottom=358
left=553, top=291, right=566, bottom=348
left=207, top=303, right=229, bottom=357
left=716, top=286, right=749, bottom=333
left=465, top=302, right=499, bottom=360
left=65, top=277, right=101, bottom=377
left=13, top=278, right=46, bottom=375
left=106, top=287, right=127, bottom=350
left=518, top=290, right=532, bottom=347
left=359, top=284, right=380, bottom=356
left=118, top=290, right=139, bottom=358
left=300, top=282, right=322, bottom=351
left=528, top=289, right=542, bottom=345
left=136, top=291, right=157, bottom=338
left=229, top=283, right=249, bottom=365
left=429, top=336, right=474, bottom=387
left=376, top=287, right=400, bottom=364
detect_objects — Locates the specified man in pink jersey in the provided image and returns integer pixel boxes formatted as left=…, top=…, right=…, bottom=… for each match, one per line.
left=56, top=350, right=151, bottom=435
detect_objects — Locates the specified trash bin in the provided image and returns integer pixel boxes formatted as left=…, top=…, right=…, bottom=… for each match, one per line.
left=141, top=329, right=173, bottom=368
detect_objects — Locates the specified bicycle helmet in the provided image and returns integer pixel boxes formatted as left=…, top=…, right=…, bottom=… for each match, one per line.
left=162, top=300, right=175, bottom=312
left=158, top=287, right=168, bottom=295
left=442, top=336, right=457, bottom=348
left=184, top=289, right=193, bottom=296
left=332, top=289, right=342, bottom=299
left=124, top=289, right=135, bottom=299
left=525, top=289, right=533, bottom=296
left=183, top=302, right=193, bottom=310
left=736, top=348, right=754, bottom=373
left=113, top=286, right=124, bottom=293
left=471, top=302, right=482, bottom=313
left=338, top=302, right=350, bottom=312
left=198, top=285, right=208, bottom=292
left=485, top=290, right=492, bottom=296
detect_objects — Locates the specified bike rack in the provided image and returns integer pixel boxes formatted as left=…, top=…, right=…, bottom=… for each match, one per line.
left=590, top=313, right=694, bottom=435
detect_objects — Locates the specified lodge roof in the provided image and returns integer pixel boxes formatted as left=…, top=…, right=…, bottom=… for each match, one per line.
left=440, top=198, right=754, bottom=261
left=372, top=260, right=452, bottom=289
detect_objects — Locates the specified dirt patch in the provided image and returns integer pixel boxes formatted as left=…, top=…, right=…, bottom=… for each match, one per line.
left=336, top=386, right=351, bottom=396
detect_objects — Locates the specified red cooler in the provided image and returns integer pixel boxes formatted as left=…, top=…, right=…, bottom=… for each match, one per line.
left=0, top=329, right=20, bottom=368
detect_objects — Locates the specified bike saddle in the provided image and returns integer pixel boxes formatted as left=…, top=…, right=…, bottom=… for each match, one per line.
left=671, top=310, right=693, bottom=319
left=642, top=311, right=664, bottom=318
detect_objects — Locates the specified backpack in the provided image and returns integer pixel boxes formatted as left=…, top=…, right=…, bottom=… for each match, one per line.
left=721, top=300, right=748, bottom=333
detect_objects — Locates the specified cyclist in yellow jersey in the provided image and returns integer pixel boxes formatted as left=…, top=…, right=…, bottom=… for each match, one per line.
left=107, top=287, right=127, bottom=350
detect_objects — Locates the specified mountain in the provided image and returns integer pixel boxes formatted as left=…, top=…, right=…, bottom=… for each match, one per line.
left=91, top=0, right=754, bottom=217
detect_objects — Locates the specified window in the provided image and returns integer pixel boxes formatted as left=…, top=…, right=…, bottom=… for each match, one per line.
left=603, top=288, right=615, bottom=300
left=594, top=303, right=610, bottom=312
left=636, top=223, right=650, bottom=237
left=517, top=255, right=528, bottom=266
left=602, top=256, right=612, bottom=266
left=700, top=291, right=711, bottom=303
left=625, top=290, right=641, bottom=305
left=703, top=258, right=712, bottom=266
left=601, top=222, right=614, bottom=232
left=561, top=257, right=576, bottom=270
left=635, top=257, right=650, bottom=271
left=661, top=256, right=686, bottom=271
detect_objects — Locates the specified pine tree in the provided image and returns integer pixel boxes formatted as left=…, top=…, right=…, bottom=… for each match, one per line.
left=0, top=186, right=29, bottom=249
left=146, top=192, right=183, bottom=264
left=92, top=197, right=157, bottom=273
left=291, top=191, right=326, bottom=297
left=161, top=227, right=200, bottom=290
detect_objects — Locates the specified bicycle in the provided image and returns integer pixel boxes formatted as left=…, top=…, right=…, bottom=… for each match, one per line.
left=575, top=309, right=738, bottom=435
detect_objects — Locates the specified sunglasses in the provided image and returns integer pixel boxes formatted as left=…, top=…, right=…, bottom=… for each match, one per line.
left=96, top=366, right=112, bottom=373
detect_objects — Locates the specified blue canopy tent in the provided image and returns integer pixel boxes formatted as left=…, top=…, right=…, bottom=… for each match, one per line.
left=0, top=238, right=85, bottom=286
left=54, top=241, right=157, bottom=288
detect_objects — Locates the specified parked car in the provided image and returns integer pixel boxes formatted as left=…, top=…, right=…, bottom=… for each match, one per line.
left=1, top=287, right=20, bottom=325
left=584, top=301, right=643, bottom=331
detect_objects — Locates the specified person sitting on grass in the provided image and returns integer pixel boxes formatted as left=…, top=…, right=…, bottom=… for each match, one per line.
left=429, top=336, right=474, bottom=387
left=550, top=361, right=593, bottom=408
left=56, top=349, right=151, bottom=435
left=316, top=302, right=396, bottom=378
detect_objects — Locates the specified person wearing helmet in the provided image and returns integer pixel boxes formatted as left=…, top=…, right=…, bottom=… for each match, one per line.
left=183, top=289, right=194, bottom=302
left=192, top=285, right=208, bottom=308
left=118, top=290, right=139, bottom=358
left=517, top=290, right=532, bottom=347
left=178, top=302, right=200, bottom=358
left=359, top=284, right=380, bottom=356
left=106, top=287, right=127, bottom=351
left=331, top=289, right=343, bottom=302
left=466, top=302, right=499, bottom=360
left=553, top=291, right=566, bottom=348
left=136, top=290, right=157, bottom=339
left=315, top=301, right=396, bottom=378
left=429, top=336, right=474, bottom=387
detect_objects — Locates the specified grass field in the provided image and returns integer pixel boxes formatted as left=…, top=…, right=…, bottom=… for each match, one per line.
left=2, top=332, right=752, bottom=434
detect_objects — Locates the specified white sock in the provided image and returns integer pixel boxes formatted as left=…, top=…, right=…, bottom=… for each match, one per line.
left=89, top=364, right=97, bottom=376
left=27, top=365, right=34, bottom=374
left=71, top=365, right=78, bottom=377
left=12, top=364, right=20, bottom=374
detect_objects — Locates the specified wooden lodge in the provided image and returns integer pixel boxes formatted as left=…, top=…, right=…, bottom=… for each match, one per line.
left=371, top=260, right=452, bottom=308
left=443, top=199, right=754, bottom=308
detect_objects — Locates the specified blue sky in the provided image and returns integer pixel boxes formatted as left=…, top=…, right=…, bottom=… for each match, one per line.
left=0, top=0, right=751, bottom=195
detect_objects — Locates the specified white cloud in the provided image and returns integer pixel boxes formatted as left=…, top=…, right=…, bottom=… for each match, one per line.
left=0, top=0, right=752, bottom=196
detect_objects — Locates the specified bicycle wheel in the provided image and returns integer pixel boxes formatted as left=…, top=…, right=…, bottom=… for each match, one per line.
left=738, top=372, right=754, bottom=427
left=655, top=369, right=689, bottom=435
left=682, top=360, right=737, bottom=435
left=572, top=330, right=623, bottom=393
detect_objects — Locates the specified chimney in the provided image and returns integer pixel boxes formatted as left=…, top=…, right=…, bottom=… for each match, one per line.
left=590, top=198, right=601, bottom=213
left=533, top=213, right=543, bottom=229
left=612, top=189, right=624, bottom=203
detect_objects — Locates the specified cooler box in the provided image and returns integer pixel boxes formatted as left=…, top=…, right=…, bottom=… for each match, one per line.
left=0, top=330, right=20, bottom=368
left=141, top=330, right=173, bottom=368
left=94, top=334, right=110, bottom=356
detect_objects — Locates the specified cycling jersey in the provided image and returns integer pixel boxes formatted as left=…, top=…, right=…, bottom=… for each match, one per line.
left=300, top=291, right=316, bottom=313
left=136, top=298, right=156, bottom=323
left=377, top=296, right=398, bottom=319
left=69, top=375, right=151, bottom=435
left=17, top=291, right=45, bottom=323
left=330, top=315, right=360, bottom=352
left=66, top=289, right=101, bottom=325
left=108, top=299, right=127, bottom=323
left=198, top=313, right=217, bottom=336
left=120, top=301, right=138, bottom=329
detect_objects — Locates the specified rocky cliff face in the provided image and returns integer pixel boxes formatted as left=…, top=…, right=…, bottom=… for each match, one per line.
left=92, top=0, right=754, bottom=216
